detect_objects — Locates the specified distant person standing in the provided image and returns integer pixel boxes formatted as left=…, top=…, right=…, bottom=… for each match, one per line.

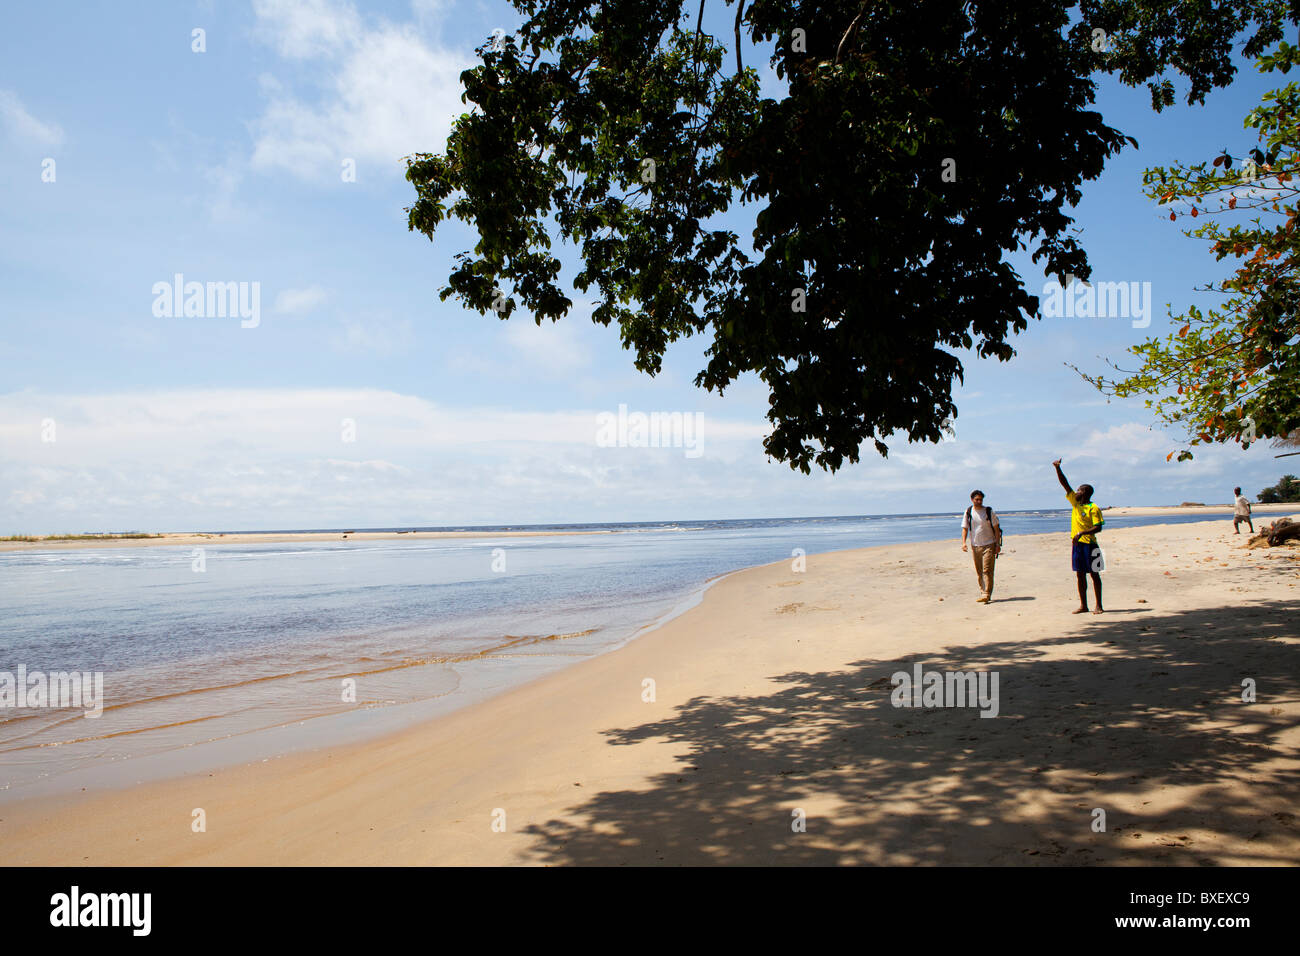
left=1233, top=487, right=1254, bottom=534
left=1052, top=459, right=1105, bottom=614
left=960, top=490, right=1002, bottom=603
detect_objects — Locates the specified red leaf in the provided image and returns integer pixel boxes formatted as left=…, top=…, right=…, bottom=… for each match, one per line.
left=1229, top=197, right=1237, bottom=209
left=1191, top=207, right=1199, bottom=217
left=1169, top=211, right=1176, bottom=221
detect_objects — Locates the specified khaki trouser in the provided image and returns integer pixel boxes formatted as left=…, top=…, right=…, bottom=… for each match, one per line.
left=972, top=544, right=997, bottom=597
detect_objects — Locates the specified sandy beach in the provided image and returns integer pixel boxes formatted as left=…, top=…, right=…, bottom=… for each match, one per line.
left=3, top=514, right=1298, bottom=865
left=1102, top=503, right=1300, bottom=518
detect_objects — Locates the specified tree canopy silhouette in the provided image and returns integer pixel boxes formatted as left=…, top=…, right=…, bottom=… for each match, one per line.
left=406, top=0, right=1300, bottom=471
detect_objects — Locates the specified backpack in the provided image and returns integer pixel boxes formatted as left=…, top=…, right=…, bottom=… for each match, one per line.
left=965, top=505, right=994, bottom=524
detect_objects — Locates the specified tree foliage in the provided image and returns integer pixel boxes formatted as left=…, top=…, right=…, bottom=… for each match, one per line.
left=1078, top=0, right=1300, bottom=110
left=1259, top=473, right=1300, bottom=501
left=407, top=0, right=1298, bottom=472
left=1078, top=43, right=1300, bottom=461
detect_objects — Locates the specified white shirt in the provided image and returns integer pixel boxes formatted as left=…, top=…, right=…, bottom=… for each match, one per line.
left=1234, top=495, right=1252, bottom=516
left=962, top=506, right=1000, bottom=547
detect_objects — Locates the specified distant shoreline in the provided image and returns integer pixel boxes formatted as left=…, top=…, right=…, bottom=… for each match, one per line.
left=4, top=503, right=1297, bottom=551
left=0, top=529, right=612, bottom=552
left=1100, top=503, right=1298, bottom=517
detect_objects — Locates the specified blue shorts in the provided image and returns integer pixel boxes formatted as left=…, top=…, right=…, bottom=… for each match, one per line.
left=1072, top=541, right=1101, bottom=573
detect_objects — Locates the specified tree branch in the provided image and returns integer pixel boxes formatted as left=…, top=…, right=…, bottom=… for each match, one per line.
left=690, top=0, right=709, bottom=131
left=834, top=1, right=869, bottom=67
left=695, top=0, right=707, bottom=63
left=734, top=0, right=745, bottom=74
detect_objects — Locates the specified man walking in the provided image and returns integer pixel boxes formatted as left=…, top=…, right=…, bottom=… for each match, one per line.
left=961, top=489, right=1002, bottom=603
left=1233, top=487, right=1254, bottom=534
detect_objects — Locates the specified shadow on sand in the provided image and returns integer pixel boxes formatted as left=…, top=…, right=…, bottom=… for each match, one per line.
left=521, top=598, right=1299, bottom=865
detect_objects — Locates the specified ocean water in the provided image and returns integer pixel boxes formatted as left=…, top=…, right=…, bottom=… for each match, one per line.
left=0, top=510, right=1220, bottom=797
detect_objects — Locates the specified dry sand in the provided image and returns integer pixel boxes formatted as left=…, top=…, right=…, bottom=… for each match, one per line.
left=3, top=516, right=1298, bottom=865
left=1103, top=503, right=1298, bottom=518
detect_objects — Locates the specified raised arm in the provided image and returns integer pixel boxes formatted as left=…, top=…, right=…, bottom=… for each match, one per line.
left=1052, top=459, right=1072, bottom=493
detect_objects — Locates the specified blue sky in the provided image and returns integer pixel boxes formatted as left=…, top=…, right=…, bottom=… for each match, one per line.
left=0, top=0, right=1293, bottom=532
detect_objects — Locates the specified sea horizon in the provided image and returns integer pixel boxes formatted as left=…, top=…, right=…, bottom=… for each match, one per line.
left=5, top=502, right=1246, bottom=539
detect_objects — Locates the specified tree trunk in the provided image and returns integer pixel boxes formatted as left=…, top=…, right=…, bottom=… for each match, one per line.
left=1267, top=520, right=1300, bottom=546
left=1247, top=517, right=1300, bottom=547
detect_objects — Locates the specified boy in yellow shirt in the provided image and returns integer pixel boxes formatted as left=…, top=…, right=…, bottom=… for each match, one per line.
left=1052, top=459, right=1105, bottom=614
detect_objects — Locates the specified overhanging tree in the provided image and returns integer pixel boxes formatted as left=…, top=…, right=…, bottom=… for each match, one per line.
left=406, top=0, right=1300, bottom=472
left=1077, top=43, right=1300, bottom=460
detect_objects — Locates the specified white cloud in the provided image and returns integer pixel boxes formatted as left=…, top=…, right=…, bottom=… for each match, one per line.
left=250, top=0, right=472, bottom=180
left=501, top=319, right=589, bottom=374
left=253, top=0, right=361, bottom=59
left=410, top=0, right=456, bottom=35
left=328, top=316, right=413, bottom=354
left=320, top=457, right=410, bottom=473
left=0, top=389, right=765, bottom=460
left=202, top=155, right=248, bottom=223
left=0, top=388, right=771, bottom=530
left=1, top=392, right=1287, bottom=532
left=1076, top=421, right=1167, bottom=462
left=274, top=286, right=330, bottom=315
left=0, top=89, right=64, bottom=146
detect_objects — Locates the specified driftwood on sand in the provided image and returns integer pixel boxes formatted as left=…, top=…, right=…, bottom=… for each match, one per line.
left=1246, top=516, right=1300, bottom=548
